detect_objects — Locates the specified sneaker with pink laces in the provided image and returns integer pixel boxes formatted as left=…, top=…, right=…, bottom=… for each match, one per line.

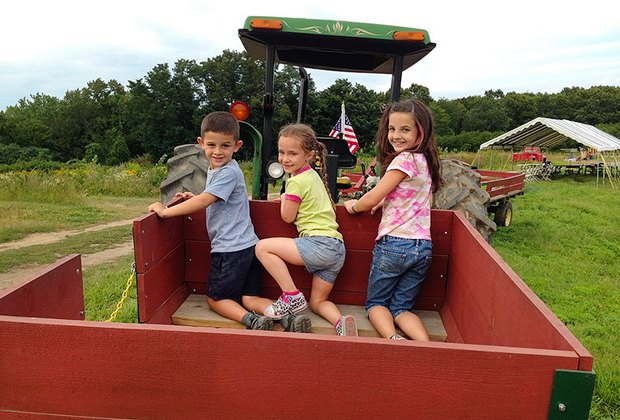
left=264, top=292, right=307, bottom=320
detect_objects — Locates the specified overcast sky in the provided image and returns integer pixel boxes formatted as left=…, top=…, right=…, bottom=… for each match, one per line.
left=1, top=0, right=619, bottom=111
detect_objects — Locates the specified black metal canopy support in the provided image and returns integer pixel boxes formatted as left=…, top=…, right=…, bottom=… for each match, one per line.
left=297, top=67, right=308, bottom=124
left=261, top=45, right=276, bottom=200
left=389, top=55, right=404, bottom=103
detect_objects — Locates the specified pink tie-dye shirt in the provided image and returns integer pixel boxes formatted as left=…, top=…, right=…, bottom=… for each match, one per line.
left=376, top=151, right=432, bottom=241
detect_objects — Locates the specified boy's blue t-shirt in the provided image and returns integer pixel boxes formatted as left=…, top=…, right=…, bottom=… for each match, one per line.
left=204, top=159, right=258, bottom=253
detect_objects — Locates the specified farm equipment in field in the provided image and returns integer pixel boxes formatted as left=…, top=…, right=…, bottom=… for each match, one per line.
left=0, top=16, right=592, bottom=418
left=513, top=146, right=547, bottom=162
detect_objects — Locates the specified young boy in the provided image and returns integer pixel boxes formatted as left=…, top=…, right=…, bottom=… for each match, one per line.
left=148, top=111, right=310, bottom=333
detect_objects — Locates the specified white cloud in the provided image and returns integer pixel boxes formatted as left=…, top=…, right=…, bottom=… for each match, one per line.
left=1, top=0, right=619, bottom=109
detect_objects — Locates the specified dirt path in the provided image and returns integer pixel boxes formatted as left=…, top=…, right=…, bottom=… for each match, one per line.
left=0, top=219, right=136, bottom=292
left=0, top=219, right=136, bottom=252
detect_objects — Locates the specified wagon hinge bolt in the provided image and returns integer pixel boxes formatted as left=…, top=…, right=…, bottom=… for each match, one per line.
left=558, top=403, right=566, bottom=412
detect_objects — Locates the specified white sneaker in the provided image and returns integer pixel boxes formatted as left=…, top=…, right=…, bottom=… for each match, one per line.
left=335, top=315, right=358, bottom=336
left=264, top=292, right=307, bottom=320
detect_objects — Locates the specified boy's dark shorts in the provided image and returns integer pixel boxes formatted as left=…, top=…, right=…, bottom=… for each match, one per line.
left=207, top=245, right=262, bottom=302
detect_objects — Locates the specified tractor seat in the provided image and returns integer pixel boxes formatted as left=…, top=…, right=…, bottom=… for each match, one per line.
left=317, top=136, right=357, bottom=169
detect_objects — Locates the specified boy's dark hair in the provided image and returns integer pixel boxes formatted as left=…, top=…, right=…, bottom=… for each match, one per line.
left=200, top=111, right=240, bottom=139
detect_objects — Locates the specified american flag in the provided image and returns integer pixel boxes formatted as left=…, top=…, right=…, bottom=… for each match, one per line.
left=329, top=103, right=360, bottom=154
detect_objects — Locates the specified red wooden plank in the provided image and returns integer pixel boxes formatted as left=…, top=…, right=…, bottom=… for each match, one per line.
left=182, top=210, right=210, bottom=241
left=445, top=211, right=593, bottom=370
left=429, top=209, right=452, bottom=256
left=250, top=200, right=299, bottom=239
left=439, top=305, right=464, bottom=343
left=0, top=317, right=579, bottom=419
left=337, top=206, right=381, bottom=251
left=146, top=285, right=190, bottom=325
left=185, top=281, right=207, bottom=294
left=0, top=254, right=84, bottom=321
left=184, top=240, right=211, bottom=283
left=416, top=254, right=448, bottom=310
left=137, top=245, right=185, bottom=323
left=133, top=213, right=183, bottom=274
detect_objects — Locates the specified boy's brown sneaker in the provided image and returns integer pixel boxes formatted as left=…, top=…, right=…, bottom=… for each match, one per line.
left=242, top=311, right=274, bottom=330
left=280, top=313, right=312, bottom=333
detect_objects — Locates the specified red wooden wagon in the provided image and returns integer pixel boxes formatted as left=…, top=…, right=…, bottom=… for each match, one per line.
left=0, top=201, right=594, bottom=418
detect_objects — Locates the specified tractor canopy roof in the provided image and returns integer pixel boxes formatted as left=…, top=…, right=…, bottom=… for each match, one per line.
left=239, top=16, right=436, bottom=74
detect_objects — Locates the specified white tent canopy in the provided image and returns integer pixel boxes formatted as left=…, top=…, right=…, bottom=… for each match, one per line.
left=479, top=117, right=620, bottom=152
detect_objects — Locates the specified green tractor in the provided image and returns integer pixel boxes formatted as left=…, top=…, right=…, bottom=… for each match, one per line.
left=159, top=16, right=496, bottom=240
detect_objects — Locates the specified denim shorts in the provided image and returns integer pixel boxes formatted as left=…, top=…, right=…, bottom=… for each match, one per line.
left=366, top=236, right=432, bottom=318
left=207, top=245, right=262, bottom=302
left=294, top=236, right=345, bottom=283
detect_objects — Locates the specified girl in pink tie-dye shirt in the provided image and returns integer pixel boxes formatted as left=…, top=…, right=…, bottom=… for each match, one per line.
left=345, top=99, right=441, bottom=341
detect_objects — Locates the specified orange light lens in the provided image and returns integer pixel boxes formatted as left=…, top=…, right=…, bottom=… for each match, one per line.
left=230, top=100, right=250, bottom=121
left=250, top=19, right=283, bottom=30
left=393, top=31, right=425, bottom=41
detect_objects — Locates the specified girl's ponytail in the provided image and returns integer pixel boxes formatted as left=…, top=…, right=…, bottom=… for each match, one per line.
left=314, top=142, right=335, bottom=207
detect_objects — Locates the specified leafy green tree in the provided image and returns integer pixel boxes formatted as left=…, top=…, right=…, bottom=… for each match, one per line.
left=314, top=79, right=355, bottom=134
left=500, top=92, right=538, bottom=127
left=84, top=142, right=105, bottom=163
left=437, top=131, right=503, bottom=152
left=196, top=50, right=264, bottom=124
left=434, top=99, right=467, bottom=134
left=461, top=96, right=511, bottom=132
left=125, top=61, right=200, bottom=160
left=107, top=130, right=131, bottom=165
left=60, top=79, right=127, bottom=159
left=2, top=94, right=63, bottom=159
left=430, top=103, right=454, bottom=136
left=401, top=83, right=433, bottom=104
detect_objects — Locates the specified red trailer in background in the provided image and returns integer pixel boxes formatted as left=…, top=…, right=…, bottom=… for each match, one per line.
left=479, top=169, right=525, bottom=227
left=513, top=146, right=547, bottom=162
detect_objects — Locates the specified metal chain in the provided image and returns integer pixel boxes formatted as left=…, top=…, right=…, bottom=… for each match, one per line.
left=105, top=262, right=136, bottom=323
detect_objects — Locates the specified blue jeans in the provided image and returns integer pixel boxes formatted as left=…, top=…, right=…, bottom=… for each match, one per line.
left=366, top=236, right=432, bottom=318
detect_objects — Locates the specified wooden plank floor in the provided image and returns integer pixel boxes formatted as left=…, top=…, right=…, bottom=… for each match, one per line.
left=172, top=294, right=447, bottom=342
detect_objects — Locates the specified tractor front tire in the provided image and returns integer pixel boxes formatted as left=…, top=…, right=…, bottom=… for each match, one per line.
left=159, top=144, right=210, bottom=204
left=432, top=159, right=497, bottom=242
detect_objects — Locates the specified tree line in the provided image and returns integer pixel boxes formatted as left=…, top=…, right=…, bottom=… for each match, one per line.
left=1, top=49, right=619, bottom=166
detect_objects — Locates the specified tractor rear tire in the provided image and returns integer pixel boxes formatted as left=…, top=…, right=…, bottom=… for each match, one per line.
left=432, top=159, right=497, bottom=242
left=159, top=144, right=210, bottom=204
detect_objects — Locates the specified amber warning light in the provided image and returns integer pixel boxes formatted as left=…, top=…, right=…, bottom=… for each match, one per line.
left=250, top=19, right=283, bottom=30
left=393, top=31, right=425, bottom=41
left=230, top=100, right=250, bottom=121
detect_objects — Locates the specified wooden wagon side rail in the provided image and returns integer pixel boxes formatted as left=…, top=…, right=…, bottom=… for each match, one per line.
left=441, top=211, right=593, bottom=371
left=0, top=315, right=581, bottom=419
left=133, top=210, right=189, bottom=324
left=0, top=254, right=84, bottom=321
left=477, top=169, right=525, bottom=202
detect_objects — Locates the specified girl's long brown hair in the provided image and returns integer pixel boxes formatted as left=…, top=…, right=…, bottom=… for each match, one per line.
left=278, top=123, right=334, bottom=205
left=375, top=99, right=442, bottom=192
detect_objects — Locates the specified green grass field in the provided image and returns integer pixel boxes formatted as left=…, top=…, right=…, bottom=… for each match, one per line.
left=0, top=162, right=618, bottom=418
